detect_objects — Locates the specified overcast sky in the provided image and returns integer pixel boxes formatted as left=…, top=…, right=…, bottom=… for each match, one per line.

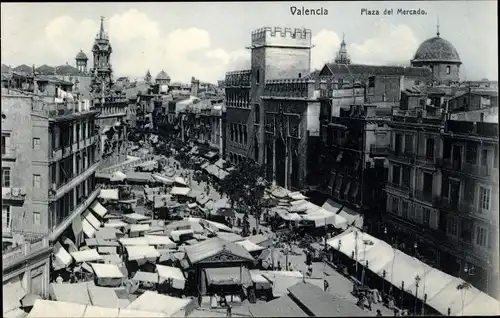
left=1, top=1, right=497, bottom=83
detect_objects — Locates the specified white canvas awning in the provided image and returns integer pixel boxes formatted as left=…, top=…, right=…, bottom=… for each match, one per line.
left=71, top=249, right=103, bottom=263
left=99, top=189, right=119, bottom=200
left=156, top=265, right=186, bottom=289
left=53, top=242, right=73, bottom=270
left=170, top=229, right=194, bottom=242
left=170, top=186, right=191, bottom=196
left=132, top=271, right=159, bottom=283
left=236, top=240, right=266, bottom=253
left=174, top=177, right=188, bottom=186
left=124, top=291, right=191, bottom=316
left=101, top=254, right=122, bottom=265
left=187, top=202, right=198, bottom=209
left=126, top=245, right=160, bottom=261
left=27, top=299, right=87, bottom=317
left=129, top=224, right=150, bottom=233
left=152, top=174, right=174, bottom=185
left=145, top=235, right=176, bottom=248
left=90, top=263, right=125, bottom=279
left=95, top=227, right=120, bottom=240
left=104, top=220, right=128, bottom=228
left=90, top=201, right=108, bottom=218
left=3, top=279, right=27, bottom=315
left=110, top=171, right=127, bottom=182
left=123, top=213, right=150, bottom=223
left=82, top=218, right=97, bottom=238
left=119, top=237, right=149, bottom=246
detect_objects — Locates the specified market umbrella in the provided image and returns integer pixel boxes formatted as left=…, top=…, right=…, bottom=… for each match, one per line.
left=20, top=293, right=41, bottom=308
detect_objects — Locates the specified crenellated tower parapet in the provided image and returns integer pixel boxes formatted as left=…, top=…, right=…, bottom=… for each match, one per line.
left=251, top=27, right=312, bottom=48
left=263, top=78, right=316, bottom=99
left=225, top=70, right=252, bottom=87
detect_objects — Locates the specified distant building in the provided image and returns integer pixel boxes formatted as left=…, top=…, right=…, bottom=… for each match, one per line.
left=410, top=24, right=462, bottom=85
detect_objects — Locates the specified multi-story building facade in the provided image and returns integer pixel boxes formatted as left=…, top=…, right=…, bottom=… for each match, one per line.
left=2, top=79, right=100, bottom=298
left=383, top=92, right=499, bottom=296
left=224, top=70, right=253, bottom=161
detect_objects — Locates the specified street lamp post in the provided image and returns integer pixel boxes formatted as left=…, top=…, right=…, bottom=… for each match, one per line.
left=400, top=281, right=405, bottom=309
left=382, top=269, right=387, bottom=297
left=422, top=294, right=427, bottom=316
left=414, top=275, right=421, bottom=314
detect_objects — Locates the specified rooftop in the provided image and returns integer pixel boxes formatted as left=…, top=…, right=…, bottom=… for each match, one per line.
left=320, top=63, right=432, bottom=79
left=412, top=35, right=461, bottom=63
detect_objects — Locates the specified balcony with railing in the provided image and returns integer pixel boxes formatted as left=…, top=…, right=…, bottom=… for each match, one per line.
left=370, top=145, right=390, bottom=157
left=1, top=146, right=17, bottom=161
left=416, top=154, right=436, bottom=167
left=2, top=236, right=51, bottom=271
left=440, top=159, right=498, bottom=179
left=33, top=102, right=98, bottom=121
left=388, top=149, right=417, bottom=164
left=414, top=190, right=434, bottom=203
left=434, top=196, right=477, bottom=215
left=49, top=161, right=100, bottom=201
left=385, top=182, right=411, bottom=196
left=2, top=187, right=27, bottom=201
left=392, top=106, right=444, bottom=121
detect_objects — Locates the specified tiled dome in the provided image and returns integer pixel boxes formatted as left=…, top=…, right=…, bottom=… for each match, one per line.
left=412, top=36, right=461, bottom=63
left=75, top=50, right=88, bottom=60
left=156, top=70, right=170, bottom=81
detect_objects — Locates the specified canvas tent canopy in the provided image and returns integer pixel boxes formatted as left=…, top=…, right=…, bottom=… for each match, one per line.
left=70, top=249, right=103, bottom=263
left=90, top=263, right=125, bottom=279
left=156, top=265, right=186, bottom=289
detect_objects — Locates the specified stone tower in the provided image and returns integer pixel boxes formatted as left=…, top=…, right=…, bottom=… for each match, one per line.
left=90, top=16, right=113, bottom=98
left=250, top=27, right=312, bottom=164
left=75, top=50, right=89, bottom=73
left=334, top=33, right=351, bottom=65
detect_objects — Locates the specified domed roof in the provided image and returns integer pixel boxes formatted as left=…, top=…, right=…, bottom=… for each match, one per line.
left=75, top=50, right=88, bottom=60
left=412, top=35, right=461, bottom=63
left=156, top=70, right=170, bottom=80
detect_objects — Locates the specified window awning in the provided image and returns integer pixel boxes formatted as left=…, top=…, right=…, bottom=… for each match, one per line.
left=82, top=218, right=97, bottom=238
left=90, top=201, right=108, bottom=218
left=53, top=242, right=73, bottom=270
left=83, top=210, right=101, bottom=229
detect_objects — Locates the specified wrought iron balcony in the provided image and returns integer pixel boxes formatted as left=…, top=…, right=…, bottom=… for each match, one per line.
left=385, top=182, right=411, bottom=196
left=415, top=190, right=434, bottom=203
left=433, top=197, right=477, bottom=215
left=388, top=149, right=417, bottom=164
left=370, top=145, right=390, bottom=156
left=2, top=187, right=27, bottom=201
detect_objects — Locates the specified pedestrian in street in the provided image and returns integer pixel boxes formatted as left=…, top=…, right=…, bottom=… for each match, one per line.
left=288, top=262, right=293, bottom=271
left=226, top=305, right=232, bottom=318
left=56, top=274, right=64, bottom=284
left=323, top=279, right=329, bottom=292
left=308, top=263, right=313, bottom=276
left=252, top=227, right=257, bottom=235
left=277, top=261, right=282, bottom=271
left=393, top=308, right=399, bottom=316
left=376, top=309, right=383, bottom=317
left=367, top=291, right=373, bottom=310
